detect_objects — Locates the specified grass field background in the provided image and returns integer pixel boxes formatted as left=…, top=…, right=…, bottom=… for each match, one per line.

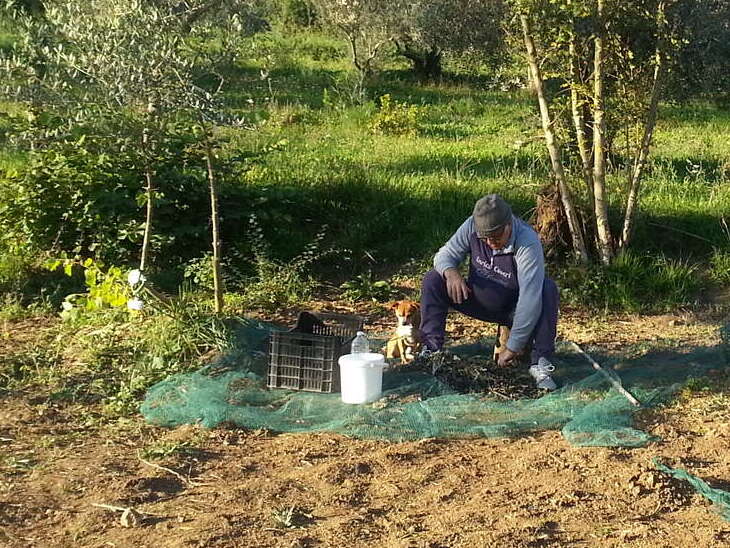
left=1, top=27, right=729, bottom=312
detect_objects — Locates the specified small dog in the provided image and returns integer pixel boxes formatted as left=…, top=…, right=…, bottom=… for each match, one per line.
left=384, top=300, right=422, bottom=364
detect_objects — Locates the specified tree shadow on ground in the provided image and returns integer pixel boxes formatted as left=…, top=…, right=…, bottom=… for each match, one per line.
left=218, top=155, right=546, bottom=280
left=380, top=151, right=549, bottom=180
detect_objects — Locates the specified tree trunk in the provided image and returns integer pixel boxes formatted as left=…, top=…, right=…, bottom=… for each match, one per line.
left=396, top=42, right=442, bottom=80
left=592, top=0, right=614, bottom=265
left=343, top=31, right=389, bottom=101
left=139, top=126, right=154, bottom=272
left=204, top=131, right=224, bottom=314
left=569, top=31, right=594, bottom=208
left=620, top=2, right=667, bottom=251
left=520, top=14, right=589, bottom=264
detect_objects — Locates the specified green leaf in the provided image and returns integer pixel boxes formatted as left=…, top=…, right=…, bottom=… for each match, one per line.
left=84, top=268, right=97, bottom=288
left=44, top=259, right=62, bottom=272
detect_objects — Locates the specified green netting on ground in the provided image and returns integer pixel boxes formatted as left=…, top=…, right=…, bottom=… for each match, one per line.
left=141, top=319, right=730, bottom=447
left=654, top=459, right=730, bottom=521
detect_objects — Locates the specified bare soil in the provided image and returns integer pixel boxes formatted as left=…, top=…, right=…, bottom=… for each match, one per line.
left=2, top=305, right=730, bottom=548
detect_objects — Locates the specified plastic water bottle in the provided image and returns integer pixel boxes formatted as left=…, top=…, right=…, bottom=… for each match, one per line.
left=351, top=331, right=370, bottom=354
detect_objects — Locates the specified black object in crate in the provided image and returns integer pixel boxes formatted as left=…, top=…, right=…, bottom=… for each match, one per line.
left=268, top=311, right=364, bottom=392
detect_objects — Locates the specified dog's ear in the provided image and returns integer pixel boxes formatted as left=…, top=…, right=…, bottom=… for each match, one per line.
left=389, top=301, right=400, bottom=310
left=411, top=301, right=420, bottom=310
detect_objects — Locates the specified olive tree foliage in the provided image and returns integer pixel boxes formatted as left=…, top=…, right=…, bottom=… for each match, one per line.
left=143, top=0, right=271, bottom=35
left=1, top=0, right=247, bottom=309
left=311, top=0, right=397, bottom=100
left=391, top=0, right=507, bottom=80
left=666, top=0, right=730, bottom=100
left=314, top=0, right=507, bottom=83
left=2, top=0, right=254, bottom=140
left=5, top=0, right=44, bottom=14
left=1, top=0, right=196, bottom=141
left=509, top=0, right=685, bottom=264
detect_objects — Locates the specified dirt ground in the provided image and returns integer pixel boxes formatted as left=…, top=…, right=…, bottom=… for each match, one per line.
left=2, top=305, right=730, bottom=548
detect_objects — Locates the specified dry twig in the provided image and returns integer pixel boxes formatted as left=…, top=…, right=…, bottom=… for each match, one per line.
left=136, top=451, right=207, bottom=487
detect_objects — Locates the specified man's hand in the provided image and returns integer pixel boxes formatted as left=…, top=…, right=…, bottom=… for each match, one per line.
left=497, top=347, right=517, bottom=368
left=444, top=268, right=470, bottom=304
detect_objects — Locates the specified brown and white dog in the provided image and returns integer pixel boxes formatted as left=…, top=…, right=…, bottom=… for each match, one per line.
left=384, top=300, right=422, bottom=363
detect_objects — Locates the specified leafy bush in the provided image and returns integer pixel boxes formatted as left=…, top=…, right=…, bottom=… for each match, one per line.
left=0, top=132, right=216, bottom=268
left=183, top=252, right=247, bottom=292
left=0, top=139, right=140, bottom=261
left=238, top=215, right=335, bottom=311
left=0, top=249, right=79, bottom=308
left=368, top=94, right=423, bottom=136
left=45, top=257, right=130, bottom=320
left=0, top=250, right=36, bottom=296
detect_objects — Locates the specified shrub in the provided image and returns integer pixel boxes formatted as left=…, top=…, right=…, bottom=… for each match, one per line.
left=0, top=248, right=80, bottom=308
left=0, top=140, right=140, bottom=261
left=710, top=248, right=730, bottom=285
left=238, top=216, right=335, bottom=311
left=368, top=94, right=423, bottom=136
left=183, top=252, right=247, bottom=291
left=44, top=257, right=130, bottom=321
left=340, top=271, right=394, bottom=303
left=0, top=133, right=215, bottom=268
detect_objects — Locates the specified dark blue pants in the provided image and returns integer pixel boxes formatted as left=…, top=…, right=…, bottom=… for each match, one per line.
left=419, top=270, right=559, bottom=363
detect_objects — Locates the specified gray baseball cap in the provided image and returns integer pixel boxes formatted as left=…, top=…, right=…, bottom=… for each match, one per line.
left=473, top=194, right=512, bottom=237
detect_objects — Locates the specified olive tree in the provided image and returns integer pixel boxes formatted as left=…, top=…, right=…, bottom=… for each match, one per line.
left=314, top=0, right=507, bottom=83
left=391, top=0, right=507, bottom=80
left=1, top=0, right=246, bottom=311
left=51, top=1, right=201, bottom=273
left=312, top=0, right=398, bottom=99
left=510, top=0, right=683, bottom=263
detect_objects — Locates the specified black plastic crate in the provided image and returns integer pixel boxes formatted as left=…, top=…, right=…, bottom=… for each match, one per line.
left=267, top=312, right=363, bottom=393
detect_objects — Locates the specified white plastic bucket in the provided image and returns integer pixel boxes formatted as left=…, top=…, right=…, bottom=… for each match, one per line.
left=338, top=352, right=385, bottom=404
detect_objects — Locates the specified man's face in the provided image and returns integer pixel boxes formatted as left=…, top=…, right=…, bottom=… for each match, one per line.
left=481, top=222, right=512, bottom=250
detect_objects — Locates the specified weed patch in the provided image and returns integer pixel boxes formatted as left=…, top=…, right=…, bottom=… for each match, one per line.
left=558, top=252, right=705, bottom=313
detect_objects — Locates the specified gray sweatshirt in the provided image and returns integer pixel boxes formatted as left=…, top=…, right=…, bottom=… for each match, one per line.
left=433, top=215, right=545, bottom=353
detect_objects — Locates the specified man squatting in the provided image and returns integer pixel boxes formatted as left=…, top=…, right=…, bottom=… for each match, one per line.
left=419, top=194, right=560, bottom=390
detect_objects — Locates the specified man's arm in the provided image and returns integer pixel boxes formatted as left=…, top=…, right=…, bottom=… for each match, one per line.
left=433, top=217, right=474, bottom=304
left=506, top=241, right=545, bottom=353
left=433, top=217, right=473, bottom=275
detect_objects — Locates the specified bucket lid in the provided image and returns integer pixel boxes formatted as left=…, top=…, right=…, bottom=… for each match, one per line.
left=338, top=353, right=385, bottom=367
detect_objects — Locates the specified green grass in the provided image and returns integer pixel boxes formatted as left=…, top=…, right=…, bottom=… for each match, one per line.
left=558, top=252, right=706, bottom=313
left=232, top=83, right=727, bottom=267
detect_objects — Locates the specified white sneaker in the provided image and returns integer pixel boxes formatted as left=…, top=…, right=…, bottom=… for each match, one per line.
left=529, top=357, right=557, bottom=390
